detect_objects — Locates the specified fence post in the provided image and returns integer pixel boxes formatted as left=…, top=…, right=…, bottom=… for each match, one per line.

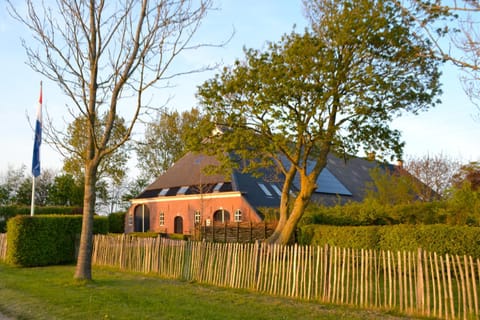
left=212, top=221, right=215, bottom=242
left=224, top=222, right=227, bottom=242
left=236, top=222, right=240, bottom=242
left=254, top=240, right=261, bottom=288
left=250, top=222, right=253, bottom=243
left=416, top=248, right=424, bottom=314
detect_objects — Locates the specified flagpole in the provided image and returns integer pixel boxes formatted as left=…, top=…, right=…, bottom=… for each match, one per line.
left=30, top=177, right=35, bottom=216
left=31, top=81, right=43, bottom=216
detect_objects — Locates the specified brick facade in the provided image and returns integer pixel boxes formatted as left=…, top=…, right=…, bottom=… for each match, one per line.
left=125, top=191, right=262, bottom=235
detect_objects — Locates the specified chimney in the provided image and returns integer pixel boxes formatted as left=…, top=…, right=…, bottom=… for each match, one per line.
left=397, top=159, right=403, bottom=168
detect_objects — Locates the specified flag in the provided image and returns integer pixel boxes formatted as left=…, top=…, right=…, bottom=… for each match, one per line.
left=32, top=83, right=42, bottom=177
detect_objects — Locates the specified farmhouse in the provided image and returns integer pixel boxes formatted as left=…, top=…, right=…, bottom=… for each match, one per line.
left=125, top=151, right=397, bottom=235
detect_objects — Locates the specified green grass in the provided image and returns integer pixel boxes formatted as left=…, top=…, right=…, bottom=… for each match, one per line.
left=0, top=263, right=426, bottom=320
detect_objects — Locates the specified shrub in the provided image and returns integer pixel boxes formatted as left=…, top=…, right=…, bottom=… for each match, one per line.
left=128, top=232, right=159, bottom=238
left=0, top=206, right=82, bottom=232
left=6, top=215, right=108, bottom=267
left=302, top=200, right=448, bottom=227
left=107, top=211, right=126, bottom=233
left=299, top=225, right=380, bottom=249
left=300, top=224, right=480, bottom=258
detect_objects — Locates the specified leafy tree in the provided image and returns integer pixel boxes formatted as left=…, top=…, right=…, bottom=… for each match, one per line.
left=0, top=166, right=54, bottom=206
left=0, top=165, right=27, bottom=205
left=452, top=161, right=480, bottom=191
left=444, top=182, right=480, bottom=225
left=0, top=185, right=8, bottom=205
left=8, top=0, right=214, bottom=280
left=136, top=107, right=205, bottom=181
left=365, top=168, right=418, bottom=206
left=195, top=0, right=442, bottom=244
left=48, top=173, right=83, bottom=206
left=63, top=115, right=129, bottom=185
left=122, top=177, right=149, bottom=202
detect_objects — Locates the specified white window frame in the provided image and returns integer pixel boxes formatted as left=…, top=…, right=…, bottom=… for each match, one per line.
left=159, top=212, right=165, bottom=226
left=194, top=210, right=201, bottom=224
left=234, top=209, right=242, bottom=222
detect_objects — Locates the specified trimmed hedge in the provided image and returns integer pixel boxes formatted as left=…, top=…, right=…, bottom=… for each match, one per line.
left=299, top=224, right=480, bottom=258
left=108, top=211, right=126, bottom=233
left=301, top=201, right=448, bottom=226
left=6, top=215, right=108, bottom=267
left=0, top=206, right=82, bottom=232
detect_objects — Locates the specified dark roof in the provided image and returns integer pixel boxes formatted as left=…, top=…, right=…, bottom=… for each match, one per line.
left=140, top=152, right=228, bottom=191
left=136, top=151, right=394, bottom=208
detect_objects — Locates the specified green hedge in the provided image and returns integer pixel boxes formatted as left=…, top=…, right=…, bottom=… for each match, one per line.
left=108, top=211, right=126, bottom=233
left=301, top=201, right=448, bottom=226
left=6, top=215, right=108, bottom=267
left=300, top=224, right=480, bottom=258
left=0, top=206, right=82, bottom=232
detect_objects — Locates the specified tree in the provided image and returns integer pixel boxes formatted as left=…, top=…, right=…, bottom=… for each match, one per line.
left=398, top=1, right=480, bottom=107
left=48, top=173, right=84, bottom=206
left=365, top=167, right=420, bottom=205
left=195, top=0, right=441, bottom=244
left=62, top=114, right=130, bottom=213
left=15, top=169, right=55, bottom=206
left=122, top=177, right=149, bottom=202
left=63, top=115, right=129, bottom=186
left=0, top=165, right=27, bottom=205
left=8, top=0, right=214, bottom=280
left=136, top=107, right=205, bottom=181
left=452, top=161, right=480, bottom=190
left=403, top=153, right=461, bottom=198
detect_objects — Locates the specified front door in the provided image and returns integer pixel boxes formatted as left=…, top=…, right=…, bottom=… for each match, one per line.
left=134, top=204, right=150, bottom=232
left=174, top=216, right=183, bottom=234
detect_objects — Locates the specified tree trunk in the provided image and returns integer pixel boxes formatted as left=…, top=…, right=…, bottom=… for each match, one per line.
left=74, top=162, right=98, bottom=280
left=266, top=173, right=316, bottom=245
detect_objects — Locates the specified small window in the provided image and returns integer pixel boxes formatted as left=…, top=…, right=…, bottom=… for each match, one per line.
left=271, top=184, right=282, bottom=196
left=177, top=186, right=189, bottom=195
left=213, top=182, right=223, bottom=192
left=194, top=210, right=201, bottom=224
left=128, top=213, right=133, bottom=226
left=159, top=212, right=165, bottom=226
left=234, top=209, right=242, bottom=222
left=257, top=183, right=272, bottom=197
left=158, top=188, right=169, bottom=196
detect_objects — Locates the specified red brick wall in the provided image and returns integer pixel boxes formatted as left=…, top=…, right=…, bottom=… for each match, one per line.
left=125, top=192, right=263, bottom=235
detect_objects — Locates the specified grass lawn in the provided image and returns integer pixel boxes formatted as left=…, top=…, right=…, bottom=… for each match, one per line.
left=0, top=263, right=427, bottom=320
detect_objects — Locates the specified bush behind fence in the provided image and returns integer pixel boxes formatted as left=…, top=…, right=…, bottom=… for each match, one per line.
left=92, top=234, right=480, bottom=319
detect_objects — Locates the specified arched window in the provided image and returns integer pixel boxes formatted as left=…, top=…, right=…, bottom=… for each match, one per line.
left=213, top=209, right=230, bottom=223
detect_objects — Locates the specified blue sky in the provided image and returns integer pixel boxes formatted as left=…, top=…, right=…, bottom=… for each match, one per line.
left=0, top=0, right=479, bottom=178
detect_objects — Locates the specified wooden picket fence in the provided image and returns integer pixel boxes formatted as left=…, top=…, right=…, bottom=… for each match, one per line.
left=0, top=233, right=6, bottom=261
left=92, top=234, right=480, bottom=319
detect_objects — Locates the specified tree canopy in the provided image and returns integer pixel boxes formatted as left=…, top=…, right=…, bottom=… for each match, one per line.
left=136, top=107, right=205, bottom=182
left=195, top=0, right=442, bottom=244
left=8, top=0, right=214, bottom=280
